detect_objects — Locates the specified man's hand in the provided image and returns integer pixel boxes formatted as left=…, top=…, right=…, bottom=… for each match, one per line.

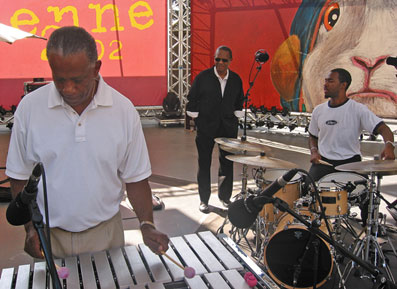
left=381, top=144, right=395, bottom=160
left=24, top=223, right=43, bottom=259
left=141, top=226, right=169, bottom=254
left=310, top=149, right=321, bottom=164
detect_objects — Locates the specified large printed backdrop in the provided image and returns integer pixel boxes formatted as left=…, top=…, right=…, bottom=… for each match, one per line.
left=0, top=1, right=167, bottom=109
left=191, top=1, right=397, bottom=118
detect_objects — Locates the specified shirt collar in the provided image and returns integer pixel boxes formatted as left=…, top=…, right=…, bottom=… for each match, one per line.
left=214, top=66, right=229, bottom=80
left=48, top=74, right=112, bottom=109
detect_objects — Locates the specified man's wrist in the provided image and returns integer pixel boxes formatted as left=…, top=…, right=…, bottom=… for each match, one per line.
left=310, top=147, right=318, bottom=153
left=140, top=220, right=156, bottom=230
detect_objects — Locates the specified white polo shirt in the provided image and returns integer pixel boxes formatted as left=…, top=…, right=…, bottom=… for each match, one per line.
left=6, top=76, right=152, bottom=232
left=309, top=99, right=382, bottom=160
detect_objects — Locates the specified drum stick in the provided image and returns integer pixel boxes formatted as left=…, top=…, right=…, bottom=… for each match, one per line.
left=318, top=159, right=333, bottom=166
left=161, top=251, right=185, bottom=270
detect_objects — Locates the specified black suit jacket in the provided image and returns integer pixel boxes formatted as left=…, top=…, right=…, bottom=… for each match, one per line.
left=186, top=67, right=244, bottom=137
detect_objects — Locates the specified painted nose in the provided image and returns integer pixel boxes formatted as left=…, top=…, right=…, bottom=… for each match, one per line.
left=351, top=55, right=387, bottom=71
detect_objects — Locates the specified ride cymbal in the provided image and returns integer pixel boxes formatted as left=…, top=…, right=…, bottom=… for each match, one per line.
left=335, top=160, right=397, bottom=175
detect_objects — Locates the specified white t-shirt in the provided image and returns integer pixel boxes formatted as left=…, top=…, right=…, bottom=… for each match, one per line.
left=308, top=99, right=382, bottom=160
left=6, top=76, right=152, bottom=232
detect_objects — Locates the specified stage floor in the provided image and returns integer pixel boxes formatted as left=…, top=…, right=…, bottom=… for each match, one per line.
left=1, top=120, right=396, bottom=288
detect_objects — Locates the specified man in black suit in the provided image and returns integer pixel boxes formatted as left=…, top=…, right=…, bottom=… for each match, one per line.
left=186, top=46, right=244, bottom=213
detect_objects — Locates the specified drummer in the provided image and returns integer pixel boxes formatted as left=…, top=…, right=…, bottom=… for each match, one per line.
left=307, top=68, right=395, bottom=222
left=186, top=45, right=244, bottom=213
left=308, top=68, right=395, bottom=180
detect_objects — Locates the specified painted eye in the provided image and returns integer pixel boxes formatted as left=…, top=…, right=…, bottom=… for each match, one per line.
left=324, top=3, right=340, bottom=31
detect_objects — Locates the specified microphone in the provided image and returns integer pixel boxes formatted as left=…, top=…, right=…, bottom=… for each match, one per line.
left=228, top=168, right=298, bottom=228
left=255, top=49, right=269, bottom=63
left=6, top=163, right=42, bottom=226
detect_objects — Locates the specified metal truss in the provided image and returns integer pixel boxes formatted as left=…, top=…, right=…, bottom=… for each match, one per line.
left=167, top=0, right=191, bottom=113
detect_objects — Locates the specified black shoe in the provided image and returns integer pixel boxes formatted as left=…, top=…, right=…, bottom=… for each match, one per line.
left=220, top=199, right=231, bottom=208
left=152, top=194, right=164, bottom=211
left=199, top=202, right=210, bottom=214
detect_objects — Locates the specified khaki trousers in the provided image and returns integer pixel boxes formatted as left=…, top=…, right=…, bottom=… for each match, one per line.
left=49, top=211, right=125, bottom=258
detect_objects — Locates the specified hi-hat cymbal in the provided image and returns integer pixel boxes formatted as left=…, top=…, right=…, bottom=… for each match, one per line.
left=226, top=154, right=297, bottom=169
left=219, top=145, right=258, bottom=155
left=335, top=160, right=397, bottom=175
left=215, top=137, right=270, bottom=153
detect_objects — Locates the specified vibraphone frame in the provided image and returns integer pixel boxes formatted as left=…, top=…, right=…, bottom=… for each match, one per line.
left=0, top=231, right=279, bottom=289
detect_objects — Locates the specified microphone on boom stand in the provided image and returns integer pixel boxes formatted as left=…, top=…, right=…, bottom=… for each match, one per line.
left=228, top=168, right=298, bottom=228
left=241, top=49, right=269, bottom=141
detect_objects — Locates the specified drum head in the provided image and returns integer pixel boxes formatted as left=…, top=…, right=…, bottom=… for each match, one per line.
left=265, top=227, right=332, bottom=288
left=318, top=172, right=367, bottom=196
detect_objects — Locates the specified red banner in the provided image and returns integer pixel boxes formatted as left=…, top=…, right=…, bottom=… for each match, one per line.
left=190, top=1, right=300, bottom=111
left=0, top=0, right=167, bottom=109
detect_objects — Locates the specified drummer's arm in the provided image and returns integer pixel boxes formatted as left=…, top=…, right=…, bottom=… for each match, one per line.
left=375, top=123, right=395, bottom=160
left=309, top=134, right=321, bottom=164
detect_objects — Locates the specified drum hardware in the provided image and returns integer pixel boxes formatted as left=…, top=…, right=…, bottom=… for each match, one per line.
left=336, top=160, right=397, bottom=284
left=316, top=172, right=371, bottom=243
left=263, top=169, right=396, bottom=289
left=265, top=195, right=392, bottom=289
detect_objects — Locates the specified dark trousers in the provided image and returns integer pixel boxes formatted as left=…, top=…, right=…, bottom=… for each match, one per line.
left=195, top=133, right=234, bottom=204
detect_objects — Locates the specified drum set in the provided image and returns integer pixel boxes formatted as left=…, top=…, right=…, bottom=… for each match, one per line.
left=215, top=137, right=397, bottom=289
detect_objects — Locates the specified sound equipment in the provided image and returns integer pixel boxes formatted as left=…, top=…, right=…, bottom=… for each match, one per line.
left=0, top=231, right=279, bottom=289
left=23, top=78, right=50, bottom=95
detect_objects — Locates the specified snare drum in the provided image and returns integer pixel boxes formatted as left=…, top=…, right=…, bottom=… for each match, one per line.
left=316, top=187, right=348, bottom=218
left=259, top=175, right=302, bottom=223
left=317, top=172, right=368, bottom=207
left=264, top=212, right=333, bottom=289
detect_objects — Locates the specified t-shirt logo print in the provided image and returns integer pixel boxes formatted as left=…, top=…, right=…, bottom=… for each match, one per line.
left=325, top=120, right=337, bottom=125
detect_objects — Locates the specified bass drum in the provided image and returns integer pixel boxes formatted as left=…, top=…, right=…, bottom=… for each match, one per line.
left=264, top=212, right=333, bottom=289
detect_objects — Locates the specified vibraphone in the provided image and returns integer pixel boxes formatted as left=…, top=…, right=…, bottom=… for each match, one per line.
left=0, top=231, right=279, bottom=289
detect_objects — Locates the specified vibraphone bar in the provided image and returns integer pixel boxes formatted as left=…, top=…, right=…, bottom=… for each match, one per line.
left=0, top=231, right=279, bottom=289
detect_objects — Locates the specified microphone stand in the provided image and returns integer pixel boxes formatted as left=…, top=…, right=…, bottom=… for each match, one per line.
left=29, top=199, right=62, bottom=289
left=268, top=196, right=394, bottom=288
left=241, top=61, right=263, bottom=142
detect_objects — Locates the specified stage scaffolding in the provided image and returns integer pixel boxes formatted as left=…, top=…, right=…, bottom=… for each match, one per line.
left=137, top=0, right=191, bottom=118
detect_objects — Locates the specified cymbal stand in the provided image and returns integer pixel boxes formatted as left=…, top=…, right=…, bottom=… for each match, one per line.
left=348, top=171, right=395, bottom=283
left=217, top=162, right=253, bottom=251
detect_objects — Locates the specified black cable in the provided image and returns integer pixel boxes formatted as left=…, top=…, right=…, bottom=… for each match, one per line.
left=39, top=163, right=53, bottom=259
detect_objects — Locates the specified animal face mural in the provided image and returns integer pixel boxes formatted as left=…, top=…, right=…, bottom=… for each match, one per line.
left=271, top=0, right=397, bottom=118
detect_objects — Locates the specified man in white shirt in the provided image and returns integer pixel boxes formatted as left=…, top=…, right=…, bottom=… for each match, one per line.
left=308, top=68, right=395, bottom=224
left=6, top=26, right=169, bottom=258
left=308, top=68, right=395, bottom=179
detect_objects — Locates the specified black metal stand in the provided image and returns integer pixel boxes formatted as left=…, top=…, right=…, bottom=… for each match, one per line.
left=241, top=63, right=263, bottom=142
left=292, top=222, right=321, bottom=289
left=30, top=198, right=62, bottom=289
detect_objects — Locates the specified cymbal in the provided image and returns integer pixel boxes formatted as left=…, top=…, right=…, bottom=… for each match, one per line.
left=335, top=160, right=397, bottom=175
left=215, top=137, right=270, bottom=153
left=226, top=154, right=297, bottom=169
left=219, top=145, right=258, bottom=155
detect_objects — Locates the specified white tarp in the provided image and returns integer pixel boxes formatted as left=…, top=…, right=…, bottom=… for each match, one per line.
left=0, top=23, right=46, bottom=44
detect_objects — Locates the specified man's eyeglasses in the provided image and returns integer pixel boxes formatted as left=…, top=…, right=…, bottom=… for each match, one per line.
left=215, top=58, right=229, bottom=63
